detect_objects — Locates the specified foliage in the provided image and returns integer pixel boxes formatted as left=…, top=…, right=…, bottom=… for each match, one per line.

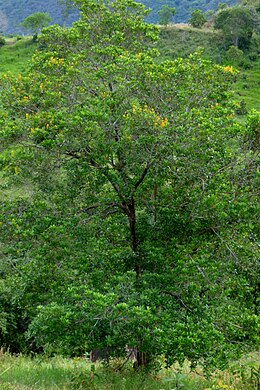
left=0, top=36, right=5, bottom=46
left=19, top=12, right=52, bottom=39
left=0, top=38, right=37, bottom=76
left=158, top=5, right=176, bottom=26
left=214, top=6, right=255, bottom=49
left=0, top=0, right=240, bottom=34
left=188, top=9, right=207, bottom=28
left=0, top=0, right=259, bottom=372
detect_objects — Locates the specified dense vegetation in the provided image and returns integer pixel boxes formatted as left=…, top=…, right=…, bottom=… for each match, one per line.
left=0, top=0, right=240, bottom=34
left=0, top=0, right=259, bottom=381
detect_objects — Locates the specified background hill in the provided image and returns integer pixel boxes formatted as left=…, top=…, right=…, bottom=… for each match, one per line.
left=0, top=0, right=239, bottom=34
left=0, top=0, right=78, bottom=34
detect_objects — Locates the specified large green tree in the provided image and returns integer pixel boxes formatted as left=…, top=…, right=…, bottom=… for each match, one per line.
left=0, top=0, right=259, bottom=369
left=214, top=6, right=254, bottom=49
left=158, top=5, right=176, bottom=25
left=19, top=12, right=52, bottom=40
left=189, top=9, right=207, bottom=28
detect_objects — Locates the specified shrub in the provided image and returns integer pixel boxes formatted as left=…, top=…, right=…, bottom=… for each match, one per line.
left=0, top=36, right=6, bottom=46
left=189, top=10, right=207, bottom=28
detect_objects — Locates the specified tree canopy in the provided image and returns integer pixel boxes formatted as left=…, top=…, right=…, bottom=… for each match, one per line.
left=189, top=9, right=207, bottom=28
left=214, top=6, right=255, bottom=48
left=158, top=5, right=176, bottom=25
left=19, top=12, right=52, bottom=38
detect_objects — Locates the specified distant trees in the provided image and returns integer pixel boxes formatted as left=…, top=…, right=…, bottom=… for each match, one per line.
left=20, top=12, right=52, bottom=40
left=0, top=10, right=8, bottom=34
left=158, top=5, right=176, bottom=25
left=189, top=9, right=207, bottom=28
left=58, top=0, right=75, bottom=26
left=0, top=36, right=5, bottom=46
left=214, top=6, right=254, bottom=49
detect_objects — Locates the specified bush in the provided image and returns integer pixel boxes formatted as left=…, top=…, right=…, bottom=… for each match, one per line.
left=189, top=10, right=207, bottom=28
left=0, top=36, right=6, bottom=46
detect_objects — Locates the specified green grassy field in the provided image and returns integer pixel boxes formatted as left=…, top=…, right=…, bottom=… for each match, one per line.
left=234, top=62, right=260, bottom=112
left=0, top=352, right=259, bottom=389
left=156, top=24, right=225, bottom=63
left=0, top=38, right=36, bottom=75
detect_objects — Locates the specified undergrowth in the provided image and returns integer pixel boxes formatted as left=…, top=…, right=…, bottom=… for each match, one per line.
left=0, top=351, right=259, bottom=389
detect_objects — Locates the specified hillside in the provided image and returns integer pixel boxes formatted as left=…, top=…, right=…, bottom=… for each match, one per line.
left=0, top=24, right=259, bottom=112
left=0, top=0, right=239, bottom=34
left=0, top=0, right=78, bottom=35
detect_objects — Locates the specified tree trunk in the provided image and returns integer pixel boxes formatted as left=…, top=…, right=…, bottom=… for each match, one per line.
left=124, top=199, right=149, bottom=368
left=125, top=198, right=141, bottom=278
left=234, top=35, right=239, bottom=48
left=136, top=350, right=148, bottom=368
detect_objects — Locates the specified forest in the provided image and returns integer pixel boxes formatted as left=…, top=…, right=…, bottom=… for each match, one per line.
left=0, top=0, right=259, bottom=388
left=0, top=0, right=240, bottom=34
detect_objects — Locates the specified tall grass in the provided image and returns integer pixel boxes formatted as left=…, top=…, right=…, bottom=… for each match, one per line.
left=0, top=38, right=36, bottom=75
left=234, top=61, right=260, bottom=112
left=156, top=24, right=225, bottom=63
left=0, top=351, right=259, bottom=389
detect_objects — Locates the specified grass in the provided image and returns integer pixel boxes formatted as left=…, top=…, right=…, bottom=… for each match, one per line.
left=0, top=351, right=259, bottom=389
left=156, top=25, right=260, bottom=113
left=0, top=37, right=36, bottom=75
left=156, top=24, right=225, bottom=63
left=233, top=60, right=260, bottom=112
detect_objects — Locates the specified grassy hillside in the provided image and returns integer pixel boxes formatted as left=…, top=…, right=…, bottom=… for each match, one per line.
left=0, top=38, right=36, bottom=75
left=0, top=25, right=259, bottom=110
left=156, top=25, right=260, bottom=111
left=234, top=62, right=260, bottom=111
left=156, top=24, right=225, bottom=63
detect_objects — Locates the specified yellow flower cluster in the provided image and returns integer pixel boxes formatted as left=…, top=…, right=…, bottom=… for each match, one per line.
left=48, top=56, right=65, bottom=66
left=204, top=379, right=235, bottom=390
left=124, top=104, right=169, bottom=128
left=158, top=117, right=168, bottom=127
left=223, top=65, right=235, bottom=74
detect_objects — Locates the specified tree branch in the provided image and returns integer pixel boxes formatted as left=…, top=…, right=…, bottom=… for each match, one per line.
left=134, top=164, right=149, bottom=190
left=162, top=291, right=193, bottom=313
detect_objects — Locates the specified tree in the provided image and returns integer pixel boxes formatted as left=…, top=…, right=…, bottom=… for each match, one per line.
left=0, top=11, right=8, bottom=34
left=189, top=9, right=207, bottom=28
left=19, top=12, right=52, bottom=40
left=158, top=5, right=176, bottom=25
left=214, top=6, right=254, bottom=49
left=0, top=0, right=259, bottom=370
left=58, top=0, right=76, bottom=26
